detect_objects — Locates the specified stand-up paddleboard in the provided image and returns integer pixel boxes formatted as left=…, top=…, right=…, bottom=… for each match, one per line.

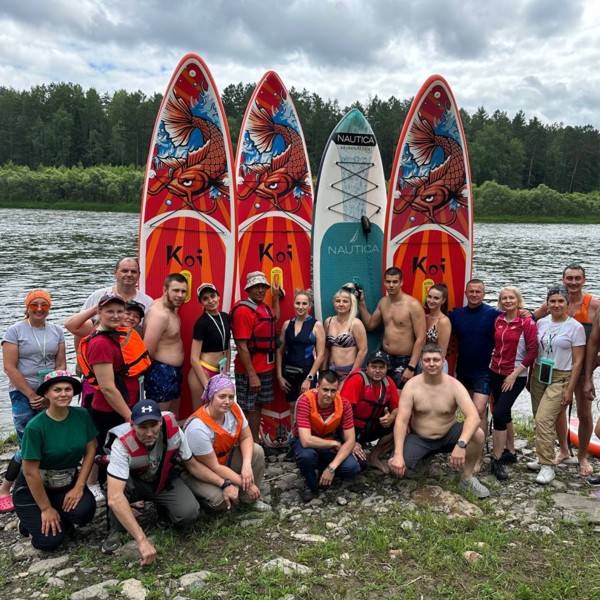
left=569, top=417, right=600, bottom=458
left=313, top=109, right=387, bottom=352
left=384, top=75, right=473, bottom=372
left=236, top=71, right=314, bottom=447
left=139, top=54, right=236, bottom=418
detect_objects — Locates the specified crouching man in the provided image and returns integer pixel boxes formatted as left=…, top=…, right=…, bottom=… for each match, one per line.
left=103, top=400, right=209, bottom=564
left=292, top=370, right=362, bottom=503
left=182, top=374, right=270, bottom=512
left=388, top=343, right=490, bottom=499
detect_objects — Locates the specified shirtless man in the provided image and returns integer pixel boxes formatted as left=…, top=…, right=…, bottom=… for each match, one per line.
left=358, top=267, right=426, bottom=389
left=143, top=274, right=188, bottom=414
left=534, top=264, right=600, bottom=477
left=388, top=343, right=490, bottom=498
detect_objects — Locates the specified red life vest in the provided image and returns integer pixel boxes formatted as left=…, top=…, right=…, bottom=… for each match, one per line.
left=230, top=300, right=276, bottom=353
left=346, top=370, right=391, bottom=434
left=304, top=388, right=344, bottom=439
left=116, top=413, right=181, bottom=494
left=185, top=402, right=244, bottom=465
left=77, top=327, right=151, bottom=390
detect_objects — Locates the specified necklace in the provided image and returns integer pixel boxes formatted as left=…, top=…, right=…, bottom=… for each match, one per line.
left=207, top=312, right=227, bottom=354
left=28, top=319, right=47, bottom=364
left=336, top=316, right=349, bottom=324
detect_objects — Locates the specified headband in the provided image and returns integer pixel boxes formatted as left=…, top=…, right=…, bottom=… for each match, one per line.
left=200, top=374, right=235, bottom=403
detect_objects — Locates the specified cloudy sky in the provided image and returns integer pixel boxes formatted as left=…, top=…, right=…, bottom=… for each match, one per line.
left=1, top=0, right=598, bottom=128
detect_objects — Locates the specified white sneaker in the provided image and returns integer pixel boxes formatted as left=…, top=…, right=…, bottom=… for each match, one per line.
left=459, top=476, right=490, bottom=499
left=526, top=461, right=541, bottom=471
left=249, top=499, right=272, bottom=513
left=536, top=465, right=555, bottom=484
left=88, top=483, right=106, bottom=505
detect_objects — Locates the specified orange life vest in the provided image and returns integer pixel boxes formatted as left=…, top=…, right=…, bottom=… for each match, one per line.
left=185, top=402, right=244, bottom=465
left=572, top=293, right=592, bottom=324
left=305, top=388, right=344, bottom=439
left=77, top=327, right=151, bottom=390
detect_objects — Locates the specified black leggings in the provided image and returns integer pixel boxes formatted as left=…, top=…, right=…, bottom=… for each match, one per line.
left=13, top=473, right=96, bottom=551
left=490, top=370, right=527, bottom=431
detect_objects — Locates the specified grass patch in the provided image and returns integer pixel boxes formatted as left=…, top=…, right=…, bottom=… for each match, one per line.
left=0, top=432, right=17, bottom=451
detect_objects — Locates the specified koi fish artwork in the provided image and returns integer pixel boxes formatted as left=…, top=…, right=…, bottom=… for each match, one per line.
left=394, top=112, right=468, bottom=225
left=147, top=95, right=229, bottom=214
left=238, top=100, right=311, bottom=214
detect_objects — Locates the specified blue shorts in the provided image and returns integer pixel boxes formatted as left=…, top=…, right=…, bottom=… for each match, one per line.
left=9, top=390, right=40, bottom=462
left=388, top=354, right=411, bottom=389
left=456, top=372, right=491, bottom=397
left=144, top=360, right=182, bottom=403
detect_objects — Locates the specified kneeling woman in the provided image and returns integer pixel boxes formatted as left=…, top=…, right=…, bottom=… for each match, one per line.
left=183, top=374, right=268, bottom=511
left=13, top=371, right=97, bottom=551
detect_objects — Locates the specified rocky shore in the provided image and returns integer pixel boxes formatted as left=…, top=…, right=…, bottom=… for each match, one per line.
left=1, top=437, right=599, bottom=599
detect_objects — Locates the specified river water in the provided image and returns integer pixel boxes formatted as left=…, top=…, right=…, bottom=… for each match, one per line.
left=1, top=209, right=600, bottom=435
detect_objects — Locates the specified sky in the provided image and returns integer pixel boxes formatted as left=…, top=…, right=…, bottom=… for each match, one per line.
left=1, top=0, right=599, bottom=129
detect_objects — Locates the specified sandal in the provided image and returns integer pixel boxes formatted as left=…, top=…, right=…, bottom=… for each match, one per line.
left=0, top=495, right=15, bottom=513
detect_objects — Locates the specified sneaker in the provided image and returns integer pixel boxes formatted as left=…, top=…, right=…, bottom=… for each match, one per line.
left=88, top=483, right=105, bottom=506
left=249, top=499, right=272, bottom=513
left=301, top=484, right=318, bottom=503
left=491, top=458, right=509, bottom=481
left=500, top=449, right=517, bottom=464
left=526, top=461, right=541, bottom=472
left=536, top=465, right=555, bottom=485
left=101, top=530, right=122, bottom=554
left=459, top=477, right=490, bottom=499
left=588, top=475, right=600, bottom=485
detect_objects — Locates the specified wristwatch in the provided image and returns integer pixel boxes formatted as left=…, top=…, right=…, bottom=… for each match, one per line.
left=220, top=478, right=233, bottom=489
left=406, top=364, right=416, bottom=373
left=306, top=374, right=314, bottom=381
left=456, top=440, right=467, bottom=449
left=326, top=465, right=336, bottom=474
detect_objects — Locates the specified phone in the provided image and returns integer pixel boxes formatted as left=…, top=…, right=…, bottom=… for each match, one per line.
left=539, top=358, right=554, bottom=385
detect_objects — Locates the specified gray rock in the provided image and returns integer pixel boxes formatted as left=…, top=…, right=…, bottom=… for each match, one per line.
left=290, top=533, right=327, bottom=543
left=56, top=567, right=77, bottom=578
left=528, top=523, right=555, bottom=535
left=70, top=579, right=119, bottom=600
left=552, top=493, right=600, bottom=524
left=179, top=571, right=212, bottom=592
left=120, top=578, right=147, bottom=600
left=47, top=576, right=65, bottom=588
left=28, top=554, right=70, bottom=574
left=11, top=539, right=43, bottom=561
left=411, top=485, right=483, bottom=518
left=240, top=518, right=265, bottom=528
left=261, top=557, right=312, bottom=575
left=336, top=497, right=348, bottom=506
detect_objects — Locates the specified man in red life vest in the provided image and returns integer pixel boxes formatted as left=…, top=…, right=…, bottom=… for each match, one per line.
left=341, top=350, right=399, bottom=474
left=231, top=271, right=281, bottom=443
left=293, top=370, right=362, bottom=503
left=102, top=400, right=211, bottom=564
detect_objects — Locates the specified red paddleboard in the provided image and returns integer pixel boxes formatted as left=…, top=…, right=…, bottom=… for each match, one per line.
left=236, top=71, right=314, bottom=447
left=569, top=417, right=600, bottom=458
left=139, top=54, right=236, bottom=418
left=384, top=75, right=473, bottom=372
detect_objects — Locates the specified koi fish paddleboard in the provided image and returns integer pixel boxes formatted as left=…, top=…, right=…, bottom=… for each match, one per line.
left=236, top=71, right=314, bottom=447
left=569, top=417, right=600, bottom=458
left=313, top=108, right=387, bottom=352
left=384, top=75, right=473, bottom=372
left=139, top=53, right=236, bottom=418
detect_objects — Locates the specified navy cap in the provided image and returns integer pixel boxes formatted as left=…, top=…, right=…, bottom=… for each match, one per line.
left=131, top=400, right=162, bottom=425
left=366, top=349, right=390, bottom=367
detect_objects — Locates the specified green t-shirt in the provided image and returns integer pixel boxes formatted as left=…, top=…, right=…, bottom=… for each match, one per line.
left=21, top=407, right=98, bottom=470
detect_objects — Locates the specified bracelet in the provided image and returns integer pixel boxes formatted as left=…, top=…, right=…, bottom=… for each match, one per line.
left=406, top=365, right=416, bottom=373
left=306, top=374, right=314, bottom=381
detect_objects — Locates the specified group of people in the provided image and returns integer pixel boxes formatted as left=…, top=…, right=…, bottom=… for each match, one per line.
left=2, top=257, right=599, bottom=565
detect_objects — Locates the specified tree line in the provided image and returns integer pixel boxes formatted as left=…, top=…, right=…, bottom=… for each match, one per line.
left=0, top=82, right=599, bottom=194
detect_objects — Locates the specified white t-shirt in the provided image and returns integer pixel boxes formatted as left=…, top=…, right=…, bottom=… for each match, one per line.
left=2, top=320, right=65, bottom=391
left=82, top=287, right=154, bottom=311
left=536, top=316, right=586, bottom=371
left=185, top=408, right=248, bottom=457
left=107, top=426, right=192, bottom=482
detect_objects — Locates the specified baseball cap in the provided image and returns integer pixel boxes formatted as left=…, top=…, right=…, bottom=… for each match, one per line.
left=196, top=282, right=219, bottom=300
left=366, top=349, right=390, bottom=367
left=98, top=293, right=126, bottom=308
left=131, top=400, right=162, bottom=424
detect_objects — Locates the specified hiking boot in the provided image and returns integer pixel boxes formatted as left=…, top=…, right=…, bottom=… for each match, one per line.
left=491, top=458, right=509, bottom=481
left=526, top=461, right=541, bottom=472
left=536, top=465, right=555, bottom=485
left=101, top=530, right=122, bottom=554
left=500, top=449, right=517, bottom=464
left=301, top=484, right=318, bottom=503
left=459, top=476, right=490, bottom=499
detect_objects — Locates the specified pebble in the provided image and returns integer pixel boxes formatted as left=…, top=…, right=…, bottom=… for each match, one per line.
left=70, top=579, right=119, bottom=600
left=28, top=555, right=70, bottom=574
left=463, top=550, right=483, bottom=563
left=179, top=571, right=212, bottom=593
left=291, top=533, right=327, bottom=543
left=121, top=578, right=147, bottom=600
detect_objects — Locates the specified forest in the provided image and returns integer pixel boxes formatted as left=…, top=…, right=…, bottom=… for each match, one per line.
left=0, top=82, right=599, bottom=213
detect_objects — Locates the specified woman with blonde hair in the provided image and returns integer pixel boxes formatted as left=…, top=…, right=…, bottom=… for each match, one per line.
left=324, top=287, right=367, bottom=380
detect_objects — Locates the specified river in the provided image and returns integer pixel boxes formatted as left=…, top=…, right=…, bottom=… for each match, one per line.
left=1, top=208, right=600, bottom=435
